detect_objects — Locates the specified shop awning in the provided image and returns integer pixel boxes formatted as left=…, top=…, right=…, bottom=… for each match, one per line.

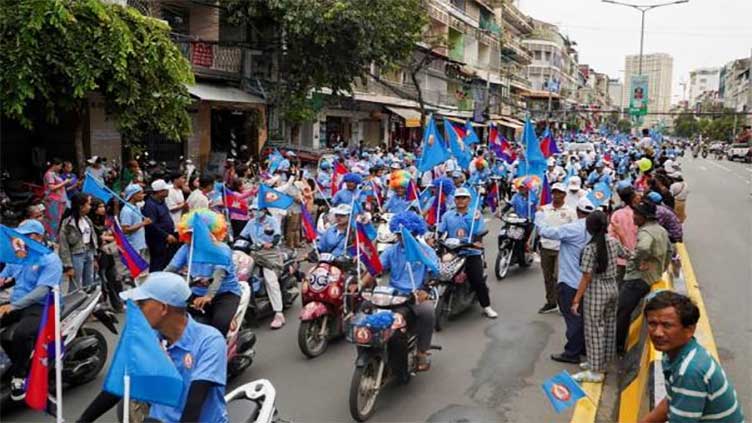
left=495, top=116, right=523, bottom=130
left=386, top=106, right=422, bottom=128
left=446, top=116, right=485, bottom=127
left=186, top=83, right=265, bottom=104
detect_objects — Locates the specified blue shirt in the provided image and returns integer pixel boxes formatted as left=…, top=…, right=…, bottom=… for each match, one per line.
left=535, top=218, right=590, bottom=288
left=318, top=226, right=348, bottom=256
left=316, top=171, right=332, bottom=198
left=168, top=244, right=241, bottom=297
left=239, top=215, right=281, bottom=245
left=379, top=242, right=438, bottom=294
left=384, top=194, right=410, bottom=213
left=332, top=188, right=357, bottom=206
left=511, top=192, right=537, bottom=221
left=120, top=204, right=146, bottom=251
left=150, top=316, right=228, bottom=423
left=2, top=252, right=63, bottom=307
left=437, top=209, right=486, bottom=256
left=587, top=171, right=612, bottom=187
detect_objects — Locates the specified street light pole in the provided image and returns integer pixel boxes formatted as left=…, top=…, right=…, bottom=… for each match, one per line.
left=602, top=0, right=689, bottom=76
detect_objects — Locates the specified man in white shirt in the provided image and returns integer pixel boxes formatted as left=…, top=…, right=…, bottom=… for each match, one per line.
left=546, top=158, right=565, bottom=183
left=537, top=183, right=577, bottom=313
left=564, top=176, right=586, bottom=210
left=187, top=175, right=213, bottom=210
left=639, top=128, right=653, bottom=150
left=165, top=172, right=188, bottom=226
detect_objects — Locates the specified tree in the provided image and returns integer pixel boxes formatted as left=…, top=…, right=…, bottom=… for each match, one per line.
left=673, top=112, right=698, bottom=138
left=224, top=0, right=426, bottom=125
left=617, top=119, right=633, bottom=134
left=0, top=0, right=194, bottom=167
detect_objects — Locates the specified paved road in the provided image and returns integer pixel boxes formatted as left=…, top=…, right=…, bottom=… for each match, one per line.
left=3, top=155, right=750, bottom=422
left=680, top=155, right=752, bottom=415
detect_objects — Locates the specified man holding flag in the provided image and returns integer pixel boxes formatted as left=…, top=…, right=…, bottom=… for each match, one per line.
left=79, top=272, right=229, bottom=422
left=0, top=220, right=62, bottom=401
left=362, top=211, right=439, bottom=372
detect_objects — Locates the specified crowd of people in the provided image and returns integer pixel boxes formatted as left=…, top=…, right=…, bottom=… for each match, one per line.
left=0, top=123, right=744, bottom=422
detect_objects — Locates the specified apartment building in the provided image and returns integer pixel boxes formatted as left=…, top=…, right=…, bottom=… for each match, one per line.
left=496, top=0, right=533, bottom=123
left=688, top=67, right=720, bottom=107
left=622, top=53, right=673, bottom=128
left=719, top=57, right=751, bottom=113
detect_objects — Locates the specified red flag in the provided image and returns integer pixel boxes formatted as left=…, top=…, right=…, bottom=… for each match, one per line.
left=224, top=189, right=248, bottom=215
left=540, top=174, right=552, bottom=206
left=25, top=292, right=56, bottom=411
left=300, top=206, right=317, bottom=242
left=406, top=180, right=420, bottom=201
left=426, top=191, right=446, bottom=226
left=109, top=218, right=149, bottom=278
left=348, top=223, right=382, bottom=276
left=331, top=162, right=347, bottom=196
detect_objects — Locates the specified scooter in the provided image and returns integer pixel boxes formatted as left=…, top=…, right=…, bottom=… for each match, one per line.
left=494, top=205, right=536, bottom=280
left=432, top=236, right=486, bottom=331
left=347, top=286, right=441, bottom=422
left=0, top=284, right=118, bottom=405
left=225, top=379, right=281, bottom=423
left=297, top=252, right=358, bottom=358
left=232, top=239, right=301, bottom=325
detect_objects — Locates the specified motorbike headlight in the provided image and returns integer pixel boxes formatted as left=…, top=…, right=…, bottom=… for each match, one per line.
left=354, top=327, right=372, bottom=344
left=328, top=283, right=341, bottom=299
left=302, top=281, right=309, bottom=294
left=391, top=312, right=407, bottom=330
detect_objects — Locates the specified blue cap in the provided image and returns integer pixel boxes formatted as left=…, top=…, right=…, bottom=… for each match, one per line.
left=343, top=173, right=362, bottom=184
left=319, top=161, right=331, bottom=170
left=17, top=219, right=45, bottom=235
left=646, top=191, right=663, bottom=204
left=119, top=271, right=191, bottom=307
left=124, top=183, right=143, bottom=201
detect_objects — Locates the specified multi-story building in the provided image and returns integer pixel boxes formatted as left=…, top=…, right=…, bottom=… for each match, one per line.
left=622, top=53, right=673, bottom=128
left=608, top=78, right=624, bottom=113
left=688, top=67, right=720, bottom=106
left=719, top=57, right=751, bottom=113
left=495, top=0, right=533, bottom=124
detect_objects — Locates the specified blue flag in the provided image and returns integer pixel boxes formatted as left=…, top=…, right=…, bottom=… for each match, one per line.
left=267, top=149, right=284, bottom=174
left=103, top=301, right=184, bottom=407
left=82, top=173, right=114, bottom=203
left=587, top=182, right=612, bottom=208
left=0, top=225, right=51, bottom=265
left=464, top=120, right=480, bottom=146
left=401, top=227, right=439, bottom=274
left=418, top=116, right=450, bottom=173
left=541, top=371, right=586, bottom=413
left=191, top=214, right=230, bottom=266
left=257, top=184, right=294, bottom=210
left=522, top=117, right=546, bottom=164
left=444, top=118, right=472, bottom=170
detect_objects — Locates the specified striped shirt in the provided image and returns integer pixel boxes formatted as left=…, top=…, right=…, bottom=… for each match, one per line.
left=663, top=337, right=744, bottom=422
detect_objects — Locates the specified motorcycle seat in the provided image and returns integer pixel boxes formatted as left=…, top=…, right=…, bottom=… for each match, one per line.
left=61, top=291, right=88, bottom=319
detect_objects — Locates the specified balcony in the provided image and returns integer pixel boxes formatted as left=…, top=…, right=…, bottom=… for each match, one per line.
left=501, top=32, right=532, bottom=64
left=172, top=35, right=251, bottom=80
left=501, top=1, right=533, bottom=34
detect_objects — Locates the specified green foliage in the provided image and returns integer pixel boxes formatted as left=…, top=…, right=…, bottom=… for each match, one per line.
left=617, top=119, right=633, bottom=134
left=0, top=0, right=194, bottom=141
left=673, top=113, right=698, bottom=138
left=224, top=0, right=426, bottom=123
left=672, top=108, right=743, bottom=141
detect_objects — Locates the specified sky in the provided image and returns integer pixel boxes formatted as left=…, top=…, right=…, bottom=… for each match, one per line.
left=516, top=0, right=752, bottom=104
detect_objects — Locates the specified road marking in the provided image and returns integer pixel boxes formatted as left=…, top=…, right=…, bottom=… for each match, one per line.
left=699, top=166, right=708, bottom=171
left=706, top=160, right=732, bottom=173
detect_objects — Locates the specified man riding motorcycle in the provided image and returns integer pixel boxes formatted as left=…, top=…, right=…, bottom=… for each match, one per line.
left=508, top=184, right=538, bottom=269
left=164, top=210, right=241, bottom=337
left=318, top=204, right=353, bottom=255
left=78, top=272, right=229, bottom=422
left=0, top=219, right=63, bottom=401
left=436, top=188, right=498, bottom=318
left=332, top=173, right=362, bottom=207
left=361, top=211, right=438, bottom=372
left=239, top=202, right=287, bottom=329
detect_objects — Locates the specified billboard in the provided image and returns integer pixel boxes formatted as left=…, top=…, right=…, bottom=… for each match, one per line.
left=628, top=75, right=649, bottom=116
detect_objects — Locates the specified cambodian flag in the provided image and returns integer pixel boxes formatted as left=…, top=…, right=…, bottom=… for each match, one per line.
left=426, top=190, right=447, bottom=226
left=485, top=182, right=499, bottom=212
left=331, top=162, right=347, bottom=196
left=348, top=223, right=382, bottom=276
left=540, top=174, right=552, bottom=206
left=109, top=218, right=148, bottom=278
left=25, top=292, right=56, bottom=411
left=540, top=128, right=560, bottom=158
left=223, top=188, right=248, bottom=215
left=406, top=180, right=420, bottom=201
left=300, top=206, right=317, bottom=242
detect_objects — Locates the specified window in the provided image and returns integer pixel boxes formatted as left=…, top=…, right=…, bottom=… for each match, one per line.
left=534, top=50, right=542, bottom=60
left=161, top=6, right=189, bottom=35
left=545, top=51, right=551, bottom=62
left=451, top=0, right=465, bottom=11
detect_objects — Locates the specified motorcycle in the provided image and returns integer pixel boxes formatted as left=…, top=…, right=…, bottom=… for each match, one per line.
left=0, top=284, right=118, bottom=405
left=494, top=206, right=536, bottom=280
left=346, top=286, right=441, bottom=422
left=701, top=149, right=708, bottom=158
left=225, top=379, right=281, bottom=423
left=431, top=237, right=484, bottom=332
left=373, top=213, right=396, bottom=253
left=232, top=238, right=302, bottom=325
left=297, top=252, right=359, bottom=358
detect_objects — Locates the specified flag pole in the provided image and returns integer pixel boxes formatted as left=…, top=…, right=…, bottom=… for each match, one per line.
left=186, top=230, right=195, bottom=284
left=411, top=181, right=423, bottom=215
left=355, top=225, right=362, bottom=290
left=467, top=191, right=481, bottom=244
left=344, top=195, right=356, bottom=257
left=402, top=232, right=418, bottom=293
left=434, top=182, right=442, bottom=239
left=370, top=180, right=382, bottom=214
left=123, top=374, right=131, bottom=423
left=314, top=181, right=332, bottom=209
left=53, top=285, right=63, bottom=423
left=221, top=185, right=234, bottom=243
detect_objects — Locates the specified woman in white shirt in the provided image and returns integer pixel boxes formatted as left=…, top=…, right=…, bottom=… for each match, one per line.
left=59, top=193, right=99, bottom=290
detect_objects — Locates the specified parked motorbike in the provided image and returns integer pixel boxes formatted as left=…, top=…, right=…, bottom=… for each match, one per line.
left=0, top=284, right=118, bottom=405
left=494, top=205, right=536, bottom=280
left=225, top=379, right=281, bottom=423
left=298, top=252, right=358, bottom=358
left=232, top=238, right=302, bottom=325
left=346, top=286, right=441, bottom=422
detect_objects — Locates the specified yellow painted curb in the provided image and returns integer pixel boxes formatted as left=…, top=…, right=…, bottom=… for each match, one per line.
left=677, top=243, right=718, bottom=360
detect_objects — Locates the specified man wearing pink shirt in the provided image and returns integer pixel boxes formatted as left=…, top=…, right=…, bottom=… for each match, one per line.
left=609, top=186, right=639, bottom=287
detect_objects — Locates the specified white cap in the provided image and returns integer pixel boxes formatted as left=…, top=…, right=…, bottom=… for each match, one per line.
left=332, top=204, right=352, bottom=216
left=551, top=182, right=567, bottom=193
left=150, top=179, right=171, bottom=192
left=454, top=187, right=472, bottom=198
left=547, top=157, right=556, bottom=166
left=576, top=197, right=595, bottom=214
left=567, top=176, right=582, bottom=191
left=86, top=156, right=99, bottom=164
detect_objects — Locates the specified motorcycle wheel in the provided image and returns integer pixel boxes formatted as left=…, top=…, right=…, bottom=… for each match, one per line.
left=349, top=357, right=380, bottom=422
left=434, top=294, right=450, bottom=332
left=495, top=248, right=513, bottom=280
left=66, top=328, right=108, bottom=386
left=298, top=317, right=329, bottom=358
